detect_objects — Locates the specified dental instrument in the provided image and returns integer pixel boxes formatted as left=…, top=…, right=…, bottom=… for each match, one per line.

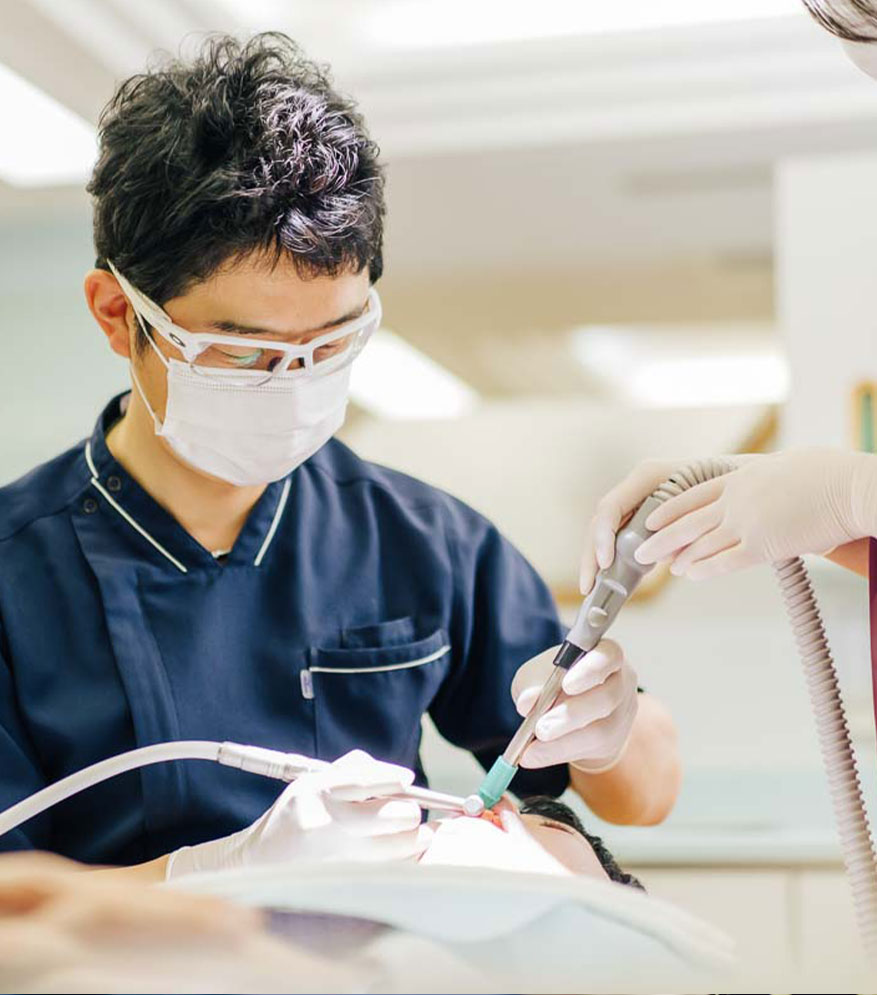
left=473, top=474, right=669, bottom=812
left=472, top=458, right=877, bottom=959
left=0, top=741, right=481, bottom=841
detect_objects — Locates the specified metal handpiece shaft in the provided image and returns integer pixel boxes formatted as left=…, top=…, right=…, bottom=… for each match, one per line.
left=477, top=495, right=663, bottom=808
left=391, top=785, right=475, bottom=814
left=501, top=667, right=565, bottom=768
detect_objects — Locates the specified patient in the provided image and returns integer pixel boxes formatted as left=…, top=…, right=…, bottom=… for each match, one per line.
left=418, top=795, right=644, bottom=890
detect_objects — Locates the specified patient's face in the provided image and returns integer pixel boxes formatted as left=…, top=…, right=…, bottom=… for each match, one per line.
left=516, top=811, right=608, bottom=878
left=419, top=801, right=609, bottom=880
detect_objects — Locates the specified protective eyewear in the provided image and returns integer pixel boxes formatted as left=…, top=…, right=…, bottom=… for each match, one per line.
left=107, top=260, right=381, bottom=387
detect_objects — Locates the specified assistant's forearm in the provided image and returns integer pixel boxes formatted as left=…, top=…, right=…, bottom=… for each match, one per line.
left=824, top=538, right=870, bottom=578
left=569, top=693, right=681, bottom=826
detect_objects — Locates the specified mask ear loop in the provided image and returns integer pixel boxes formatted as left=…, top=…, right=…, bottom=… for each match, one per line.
left=128, top=308, right=168, bottom=434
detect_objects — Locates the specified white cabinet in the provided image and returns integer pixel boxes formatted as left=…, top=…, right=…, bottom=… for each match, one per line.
left=628, top=865, right=870, bottom=992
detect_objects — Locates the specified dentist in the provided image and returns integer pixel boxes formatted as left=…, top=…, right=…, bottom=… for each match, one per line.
left=0, top=33, right=681, bottom=881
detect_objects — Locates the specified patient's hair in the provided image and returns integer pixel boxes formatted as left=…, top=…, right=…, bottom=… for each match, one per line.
left=520, top=797, right=645, bottom=891
left=801, top=0, right=877, bottom=41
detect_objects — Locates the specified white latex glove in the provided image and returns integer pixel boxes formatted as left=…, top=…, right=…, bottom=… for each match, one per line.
left=579, top=458, right=688, bottom=596
left=633, top=449, right=877, bottom=580
left=510, top=640, right=638, bottom=774
left=166, top=750, right=430, bottom=879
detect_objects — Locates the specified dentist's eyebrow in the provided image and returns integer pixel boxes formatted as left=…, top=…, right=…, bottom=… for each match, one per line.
left=206, top=302, right=367, bottom=337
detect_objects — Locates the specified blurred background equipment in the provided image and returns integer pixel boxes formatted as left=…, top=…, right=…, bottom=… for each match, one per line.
left=4, top=0, right=877, bottom=986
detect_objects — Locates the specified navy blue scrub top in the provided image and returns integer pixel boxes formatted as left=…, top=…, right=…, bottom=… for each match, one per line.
left=0, top=394, right=568, bottom=865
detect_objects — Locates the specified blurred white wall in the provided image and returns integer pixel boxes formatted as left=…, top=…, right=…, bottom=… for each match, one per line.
left=0, top=210, right=125, bottom=482
left=341, top=401, right=768, bottom=591
left=777, top=151, right=877, bottom=449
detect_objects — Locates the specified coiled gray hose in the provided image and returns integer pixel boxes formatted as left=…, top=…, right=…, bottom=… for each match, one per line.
left=653, top=458, right=877, bottom=957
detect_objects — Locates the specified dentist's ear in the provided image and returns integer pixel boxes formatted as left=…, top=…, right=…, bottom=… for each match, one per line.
left=84, top=268, right=134, bottom=359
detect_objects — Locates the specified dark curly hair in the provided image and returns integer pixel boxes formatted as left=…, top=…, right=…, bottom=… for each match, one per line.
left=87, top=32, right=385, bottom=348
left=801, top=0, right=877, bottom=41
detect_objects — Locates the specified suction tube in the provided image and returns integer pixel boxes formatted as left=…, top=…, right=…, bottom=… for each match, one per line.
left=656, top=459, right=877, bottom=957
left=0, top=741, right=322, bottom=840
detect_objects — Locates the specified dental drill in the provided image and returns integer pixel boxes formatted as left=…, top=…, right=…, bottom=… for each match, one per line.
left=472, top=458, right=877, bottom=958
left=0, top=741, right=482, bottom=842
left=474, top=476, right=671, bottom=811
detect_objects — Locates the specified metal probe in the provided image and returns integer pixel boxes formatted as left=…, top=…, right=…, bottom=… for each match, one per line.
left=470, top=494, right=664, bottom=811
left=271, top=752, right=485, bottom=816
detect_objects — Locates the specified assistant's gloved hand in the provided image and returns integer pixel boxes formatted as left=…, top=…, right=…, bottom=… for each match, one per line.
left=579, top=458, right=690, bottom=596
left=634, top=449, right=877, bottom=580
left=166, top=750, right=430, bottom=880
left=579, top=450, right=877, bottom=589
left=511, top=640, right=638, bottom=774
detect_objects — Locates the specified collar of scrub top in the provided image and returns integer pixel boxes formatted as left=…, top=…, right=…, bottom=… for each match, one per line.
left=81, top=392, right=293, bottom=573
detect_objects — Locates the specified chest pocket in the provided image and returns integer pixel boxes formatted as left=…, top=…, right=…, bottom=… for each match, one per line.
left=302, top=621, right=451, bottom=766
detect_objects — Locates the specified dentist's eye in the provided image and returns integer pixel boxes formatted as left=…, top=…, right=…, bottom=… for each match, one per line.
left=227, top=349, right=263, bottom=367
left=211, top=347, right=264, bottom=368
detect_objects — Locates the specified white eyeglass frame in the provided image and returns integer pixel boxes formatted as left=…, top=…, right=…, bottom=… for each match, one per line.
left=107, top=260, right=381, bottom=382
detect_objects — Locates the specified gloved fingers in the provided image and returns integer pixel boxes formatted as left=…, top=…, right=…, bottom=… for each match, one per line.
left=516, top=640, right=624, bottom=716
left=572, top=696, right=639, bottom=774
left=682, top=542, right=752, bottom=580
left=668, top=526, right=737, bottom=576
left=580, top=460, right=681, bottom=594
left=535, top=668, right=631, bottom=742
left=336, top=822, right=435, bottom=863
left=327, top=780, right=415, bottom=803
left=318, top=749, right=416, bottom=799
left=519, top=694, right=638, bottom=770
left=635, top=501, right=723, bottom=565
left=561, top=639, right=623, bottom=696
left=511, top=645, right=559, bottom=716
left=322, top=795, right=423, bottom=836
left=643, top=477, right=726, bottom=533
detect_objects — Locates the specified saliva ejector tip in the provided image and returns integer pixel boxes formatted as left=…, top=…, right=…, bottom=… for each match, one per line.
left=476, top=756, right=518, bottom=810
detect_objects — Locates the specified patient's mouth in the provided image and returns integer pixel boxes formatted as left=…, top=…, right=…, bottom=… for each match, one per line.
left=479, top=809, right=505, bottom=830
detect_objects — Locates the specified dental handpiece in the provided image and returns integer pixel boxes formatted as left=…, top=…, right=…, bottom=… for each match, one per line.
left=0, top=742, right=486, bottom=840
left=471, top=494, right=663, bottom=811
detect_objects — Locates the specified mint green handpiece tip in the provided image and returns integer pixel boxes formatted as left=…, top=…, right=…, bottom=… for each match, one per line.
left=478, top=756, right=518, bottom=808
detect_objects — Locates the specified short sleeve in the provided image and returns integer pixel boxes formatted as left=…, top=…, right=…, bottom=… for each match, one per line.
left=0, top=618, right=49, bottom=852
left=429, top=499, right=570, bottom=798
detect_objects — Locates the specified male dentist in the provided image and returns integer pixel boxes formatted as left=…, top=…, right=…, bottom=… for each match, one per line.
left=0, top=34, right=679, bottom=881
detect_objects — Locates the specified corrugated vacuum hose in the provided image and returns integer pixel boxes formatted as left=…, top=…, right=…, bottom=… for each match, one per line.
left=654, top=459, right=877, bottom=959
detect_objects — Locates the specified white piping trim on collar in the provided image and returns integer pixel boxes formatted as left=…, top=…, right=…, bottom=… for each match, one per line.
left=84, top=442, right=188, bottom=574
left=254, top=476, right=292, bottom=567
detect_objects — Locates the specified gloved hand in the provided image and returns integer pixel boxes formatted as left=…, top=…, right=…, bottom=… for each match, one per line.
left=166, top=750, right=430, bottom=880
left=579, top=450, right=877, bottom=589
left=579, top=458, right=688, bottom=596
left=634, top=449, right=877, bottom=580
left=510, top=640, right=638, bottom=774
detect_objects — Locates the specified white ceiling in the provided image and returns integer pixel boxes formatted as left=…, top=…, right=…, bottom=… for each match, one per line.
left=3, top=1, right=877, bottom=270
left=2, top=1, right=876, bottom=401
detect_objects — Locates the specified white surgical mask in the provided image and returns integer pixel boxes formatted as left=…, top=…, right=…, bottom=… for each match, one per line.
left=108, top=260, right=379, bottom=486
left=132, top=360, right=351, bottom=486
